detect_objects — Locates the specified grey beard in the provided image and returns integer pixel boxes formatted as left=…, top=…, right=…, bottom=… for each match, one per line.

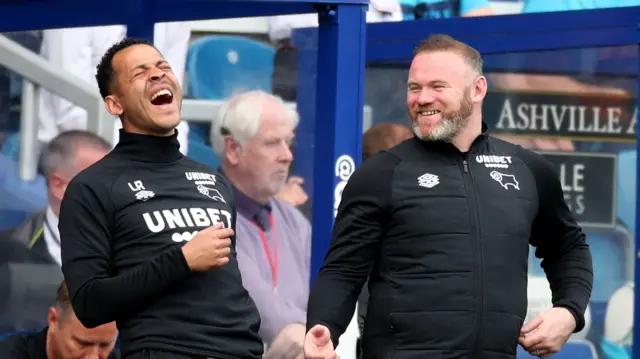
left=413, top=115, right=469, bottom=142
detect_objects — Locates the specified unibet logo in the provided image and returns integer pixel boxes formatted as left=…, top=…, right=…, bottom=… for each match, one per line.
left=142, top=207, right=232, bottom=242
left=475, top=155, right=512, bottom=168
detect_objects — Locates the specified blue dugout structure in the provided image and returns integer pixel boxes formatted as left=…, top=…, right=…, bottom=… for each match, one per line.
left=3, top=0, right=640, bottom=356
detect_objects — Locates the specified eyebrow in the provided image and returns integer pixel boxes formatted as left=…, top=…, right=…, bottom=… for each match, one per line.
left=407, top=80, right=449, bottom=87
left=131, top=60, right=168, bottom=74
left=73, top=335, right=111, bottom=346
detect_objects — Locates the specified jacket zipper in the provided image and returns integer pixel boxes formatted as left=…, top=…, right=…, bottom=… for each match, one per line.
left=461, top=158, right=484, bottom=357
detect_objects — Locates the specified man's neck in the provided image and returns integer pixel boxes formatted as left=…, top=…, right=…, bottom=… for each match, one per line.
left=122, top=122, right=175, bottom=137
left=47, top=193, right=61, bottom=218
left=220, top=165, right=271, bottom=205
left=451, top=115, right=483, bottom=153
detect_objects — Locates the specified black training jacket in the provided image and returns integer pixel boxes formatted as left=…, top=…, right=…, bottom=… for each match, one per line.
left=306, top=125, right=593, bottom=359
left=59, top=130, right=263, bottom=359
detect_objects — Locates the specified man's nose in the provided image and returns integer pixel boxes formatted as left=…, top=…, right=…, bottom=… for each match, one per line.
left=149, top=68, right=166, bottom=81
left=417, top=88, right=436, bottom=105
left=279, top=143, right=293, bottom=163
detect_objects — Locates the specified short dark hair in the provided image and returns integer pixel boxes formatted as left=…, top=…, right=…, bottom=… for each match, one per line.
left=55, top=280, right=73, bottom=322
left=95, top=37, right=155, bottom=99
left=413, top=34, right=483, bottom=76
left=39, top=130, right=111, bottom=179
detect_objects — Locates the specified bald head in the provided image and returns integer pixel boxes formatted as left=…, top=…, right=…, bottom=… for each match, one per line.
left=363, top=123, right=413, bottom=161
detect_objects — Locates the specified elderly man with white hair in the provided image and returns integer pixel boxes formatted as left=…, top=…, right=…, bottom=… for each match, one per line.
left=210, top=90, right=312, bottom=359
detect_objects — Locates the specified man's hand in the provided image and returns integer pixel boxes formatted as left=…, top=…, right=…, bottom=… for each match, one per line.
left=181, top=223, right=234, bottom=271
left=519, top=307, right=577, bottom=358
left=276, top=176, right=308, bottom=206
left=265, top=323, right=306, bottom=359
left=304, top=325, right=338, bottom=359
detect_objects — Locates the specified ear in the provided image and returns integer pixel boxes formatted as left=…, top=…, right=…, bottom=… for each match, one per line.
left=48, top=307, right=58, bottom=329
left=48, top=173, right=68, bottom=202
left=472, top=75, right=488, bottom=103
left=224, top=136, right=242, bottom=165
left=105, top=95, right=124, bottom=117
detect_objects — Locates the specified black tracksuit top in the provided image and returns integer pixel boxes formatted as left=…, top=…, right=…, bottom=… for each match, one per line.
left=307, top=126, right=594, bottom=359
left=58, top=130, right=263, bottom=359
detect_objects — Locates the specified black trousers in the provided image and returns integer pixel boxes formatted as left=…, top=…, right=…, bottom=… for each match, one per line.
left=124, top=349, right=211, bottom=359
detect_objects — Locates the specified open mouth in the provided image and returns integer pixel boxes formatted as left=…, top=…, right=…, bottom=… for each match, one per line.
left=150, top=88, right=174, bottom=106
left=420, top=110, right=441, bottom=116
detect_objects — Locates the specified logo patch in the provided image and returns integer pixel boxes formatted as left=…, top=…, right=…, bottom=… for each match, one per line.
left=135, top=190, right=155, bottom=201
left=476, top=155, right=512, bottom=169
left=185, top=172, right=225, bottom=203
left=490, top=171, right=520, bottom=190
left=128, top=180, right=155, bottom=202
left=418, top=173, right=439, bottom=188
left=197, top=185, right=226, bottom=203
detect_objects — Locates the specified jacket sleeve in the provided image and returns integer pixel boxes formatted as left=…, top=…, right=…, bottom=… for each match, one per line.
left=59, top=177, right=191, bottom=328
left=306, top=151, right=398, bottom=346
left=518, top=147, right=594, bottom=332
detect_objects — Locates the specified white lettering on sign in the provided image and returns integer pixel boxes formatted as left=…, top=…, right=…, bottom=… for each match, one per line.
left=495, top=98, right=637, bottom=136
left=334, top=155, right=355, bottom=218
left=558, top=162, right=586, bottom=215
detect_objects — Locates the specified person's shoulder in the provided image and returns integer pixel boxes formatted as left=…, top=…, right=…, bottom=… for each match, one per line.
left=178, top=159, right=228, bottom=187
left=485, top=135, right=522, bottom=155
left=0, top=330, right=39, bottom=359
left=68, top=152, right=130, bottom=192
left=385, top=136, right=417, bottom=156
left=108, top=347, right=121, bottom=359
left=360, top=147, right=403, bottom=173
left=486, top=136, right=556, bottom=179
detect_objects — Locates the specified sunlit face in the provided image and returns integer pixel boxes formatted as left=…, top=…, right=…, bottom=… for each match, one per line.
left=48, top=309, right=117, bottom=359
left=105, top=44, right=182, bottom=136
left=407, top=51, right=477, bottom=142
left=229, top=101, right=295, bottom=199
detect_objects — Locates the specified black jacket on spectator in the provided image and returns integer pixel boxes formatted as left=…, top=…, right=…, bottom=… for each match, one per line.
left=0, top=326, right=120, bottom=359
left=307, top=125, right=593, bottom=359
left=0, top=210, right=62, bottom=333
left=0, top=210, right=56, bottom=266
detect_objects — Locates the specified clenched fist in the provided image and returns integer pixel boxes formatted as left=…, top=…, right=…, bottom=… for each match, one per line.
left=181, top=223, right=234, bottom=271
left=304, top=325, right=338, bottom=359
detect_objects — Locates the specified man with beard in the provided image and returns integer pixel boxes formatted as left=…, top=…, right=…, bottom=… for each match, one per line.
left=303, top=34, right=593, bottom=359
left=210, top=90, right=312, bottom=359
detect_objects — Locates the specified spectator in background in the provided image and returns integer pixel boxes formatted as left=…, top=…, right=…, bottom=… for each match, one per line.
left=268, top=0, right=403, bottom=102
left=211, top=90, right=312, bottom=359
left=0, top=130, right=110, bottom=266
left=0, top=280, right=119, bottom=359
left=36, top=23, right=191, bottom=154
left=400, top=0, right=491, bottom=20
left=0, top=130, right=110, bottom=332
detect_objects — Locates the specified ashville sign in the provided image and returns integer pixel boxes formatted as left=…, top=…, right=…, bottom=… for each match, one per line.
left=483, top=91, right=637, bottom=142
